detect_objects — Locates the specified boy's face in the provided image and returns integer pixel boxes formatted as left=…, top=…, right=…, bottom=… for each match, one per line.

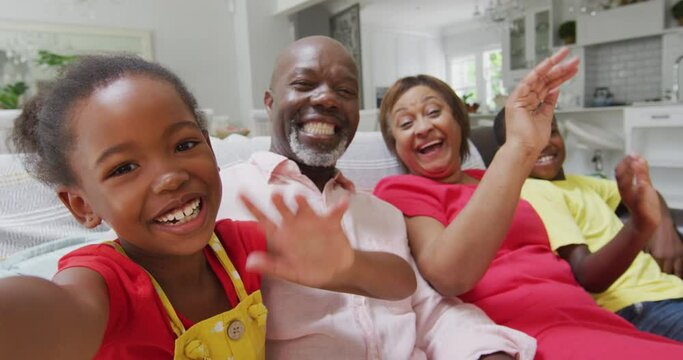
left=62, top=75, right=221, bottom=257
left=529, top=119, right=566, bottom=181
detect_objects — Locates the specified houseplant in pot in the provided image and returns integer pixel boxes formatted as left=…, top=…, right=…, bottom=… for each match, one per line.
left=558, top=21, right=576, bottom=45
left=673, top=0, right=683, bottom=26
left=462, top=92, right=480, bottom=114
left=0, top=82, right=28, bottom=110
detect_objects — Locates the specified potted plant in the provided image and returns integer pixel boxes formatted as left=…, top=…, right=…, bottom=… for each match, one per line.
left=462, top=92, right=480, bottom=114
left=673, top=0, right=683, bottom=26
left=35, top=50, right=78, bottom=68
left=0, top=82, right=28, bottom=109
left=558, top=21, right=576, bottom=45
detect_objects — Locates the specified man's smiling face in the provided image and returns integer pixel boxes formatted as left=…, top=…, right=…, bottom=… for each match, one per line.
left=265, top=37, right=360, bottom=168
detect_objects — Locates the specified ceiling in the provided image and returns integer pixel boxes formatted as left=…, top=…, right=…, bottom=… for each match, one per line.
left=359, top=0, right=480, bottom=33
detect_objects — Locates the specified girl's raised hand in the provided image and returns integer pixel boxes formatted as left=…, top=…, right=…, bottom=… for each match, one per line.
left=505, top=47, right=579, bottom=154
left=240, top=193, right=355, bottom=288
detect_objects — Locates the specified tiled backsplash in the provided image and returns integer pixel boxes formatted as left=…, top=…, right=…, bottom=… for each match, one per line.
left=584, top=36, right=662, bottom=106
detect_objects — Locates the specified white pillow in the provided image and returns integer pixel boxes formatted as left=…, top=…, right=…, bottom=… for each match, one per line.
left=0, top=110, right=21, bottom=155
left=210, top=135, right=269, bottom=169
left=0, top=154, right=110, bottom=259
left=0, top=231, right=115, bottom=279
left=338, top=132, right=486, bottom=193
left=211, top=132, right=486, bottom=194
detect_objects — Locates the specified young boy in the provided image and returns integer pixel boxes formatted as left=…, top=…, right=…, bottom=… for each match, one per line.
left=494, top=109, right=683, bottom=342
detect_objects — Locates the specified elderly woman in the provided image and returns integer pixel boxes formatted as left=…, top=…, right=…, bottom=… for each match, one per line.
left=373, top=49, right=683, bottom=358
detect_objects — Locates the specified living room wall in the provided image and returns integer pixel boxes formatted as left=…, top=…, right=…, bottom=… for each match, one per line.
left=0, top=0, right=242, bottom=126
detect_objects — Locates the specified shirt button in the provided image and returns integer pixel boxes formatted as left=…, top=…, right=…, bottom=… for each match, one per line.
left=227, top=320, right=245, bottom=340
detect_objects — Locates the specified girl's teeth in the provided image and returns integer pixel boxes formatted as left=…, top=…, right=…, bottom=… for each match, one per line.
left=155, top=199, right=201, bottom=224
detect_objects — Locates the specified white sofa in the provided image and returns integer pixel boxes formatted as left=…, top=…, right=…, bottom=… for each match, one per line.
left=0, top=132, right=485, bottom=279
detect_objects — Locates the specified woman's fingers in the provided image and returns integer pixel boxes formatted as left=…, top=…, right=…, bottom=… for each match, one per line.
left=510, top=59, right=578, bottom=112
left=510, top=82, right=541, bottom=111
left=537, top=88, right=561, bottom=116
left=519, top=54, right=579, bottom=105
left=523, top=47, right=569, bottom=85
left=543, top=57, right=580, bottom=90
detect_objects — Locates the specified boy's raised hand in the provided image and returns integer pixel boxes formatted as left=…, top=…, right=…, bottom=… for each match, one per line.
left=505, top=47, right=579, bottom=154
left=647, top=219, right=683, bottom=278
left=240, top=193, right=355, bottom=288
left=616, top=155, right=661, bottom=234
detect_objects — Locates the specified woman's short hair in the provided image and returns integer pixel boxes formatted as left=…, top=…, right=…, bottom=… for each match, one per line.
left=378, top=74, right=470, bottom=162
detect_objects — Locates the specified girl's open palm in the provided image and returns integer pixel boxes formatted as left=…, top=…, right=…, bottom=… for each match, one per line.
left=506, top=47, right=579, bottom=153
left=240, top=193, right=355, bottom=288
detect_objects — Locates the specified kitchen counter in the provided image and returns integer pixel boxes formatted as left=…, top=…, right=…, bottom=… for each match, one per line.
left=556, top=106, right=626, bottom=114
left=555, top=102, right=683, bottom=114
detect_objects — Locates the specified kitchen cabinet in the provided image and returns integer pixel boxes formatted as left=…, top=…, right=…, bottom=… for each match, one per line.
left=662, top=30, right=683, bottom=100
left=363, top=27, right=445, bottom=109
left=624, top=105, right=683, bottom=209
left=577, top=0, right=664, bottom=46
left=556, top=46, right=585, bottom=109
left=503, top=6, right=552, bottom=91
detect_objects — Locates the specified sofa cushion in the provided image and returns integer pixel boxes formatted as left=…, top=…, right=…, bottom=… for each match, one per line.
left=0, top=133, right=485, bottom=260
left=213, top=132, right=486, bottom=193
left=0, top=154, right=112, bottom=259
left=0, top=231, right=115, bottom=279
left=338, top=132, right=486, bottom=193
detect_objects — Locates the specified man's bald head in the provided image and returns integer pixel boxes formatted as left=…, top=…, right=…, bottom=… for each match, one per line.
left=264, top=35, right=361, bottom=170
left=269, top=36, right=358, bottom=89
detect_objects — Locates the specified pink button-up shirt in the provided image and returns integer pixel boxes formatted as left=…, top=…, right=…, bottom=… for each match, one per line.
left=217, top=151, right=536, bottom=360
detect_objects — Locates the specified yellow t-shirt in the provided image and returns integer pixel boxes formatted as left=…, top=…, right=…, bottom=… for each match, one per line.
left=521, top=175, right=683, bottom=312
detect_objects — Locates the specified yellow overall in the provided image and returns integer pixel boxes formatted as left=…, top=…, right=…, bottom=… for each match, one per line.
left=106, top=234, right=267, bottom=359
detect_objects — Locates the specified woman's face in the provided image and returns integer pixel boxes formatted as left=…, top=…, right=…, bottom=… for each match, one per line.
left=389, top=85, right=463, bottom=183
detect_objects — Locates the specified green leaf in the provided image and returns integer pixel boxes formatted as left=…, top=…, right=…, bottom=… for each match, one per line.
left=0, top=81, right=29, bottom=109
left=35, top=50, right=78, bottom=67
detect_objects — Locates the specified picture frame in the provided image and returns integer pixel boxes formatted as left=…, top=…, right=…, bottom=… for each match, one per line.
left=0, top=20, right=152, bottom=104
left=330, top=3, right=363, bottom=108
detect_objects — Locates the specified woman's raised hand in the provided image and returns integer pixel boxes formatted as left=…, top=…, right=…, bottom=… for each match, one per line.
left=505, top=47, right=579, bottom=154
left=240, top=192, right=355, bottom=288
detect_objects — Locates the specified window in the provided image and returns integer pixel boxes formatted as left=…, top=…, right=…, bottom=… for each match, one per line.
left=449, top=55, right=477, bottom=103
left=448, top=48, right=503, bottom=112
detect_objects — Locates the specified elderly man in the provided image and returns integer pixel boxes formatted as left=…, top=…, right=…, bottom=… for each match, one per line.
left=217, top=35, right=535, bottom=359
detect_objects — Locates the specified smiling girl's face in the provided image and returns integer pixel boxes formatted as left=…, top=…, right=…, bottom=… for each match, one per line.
left=389, top=85, right=464, bottom=183
left=61, top=75, right=221, bottom=257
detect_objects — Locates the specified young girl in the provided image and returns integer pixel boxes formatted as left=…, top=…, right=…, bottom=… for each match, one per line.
left=0, top=55, right=416, bottom=359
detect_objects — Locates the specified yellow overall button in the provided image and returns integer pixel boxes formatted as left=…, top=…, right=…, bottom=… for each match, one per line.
left=227, top=320, right=245, bottom=340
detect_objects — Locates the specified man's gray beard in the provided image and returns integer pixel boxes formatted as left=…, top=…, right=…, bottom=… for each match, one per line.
left=289, top=130, right=349, bottom=167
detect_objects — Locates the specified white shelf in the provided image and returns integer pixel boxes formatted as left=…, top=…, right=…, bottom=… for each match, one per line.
left=628, top=121, right=683, bottom=128
left=647, top=159, right=683, bottom=168
left=577, top=0, right=664, bottom=46
left=664, top=194, right=683, bottom=210
left=556, top=106, right=626, bottom=114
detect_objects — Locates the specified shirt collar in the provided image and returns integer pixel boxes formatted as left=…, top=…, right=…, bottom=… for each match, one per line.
left=248, top=151, right=356, bottom=193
